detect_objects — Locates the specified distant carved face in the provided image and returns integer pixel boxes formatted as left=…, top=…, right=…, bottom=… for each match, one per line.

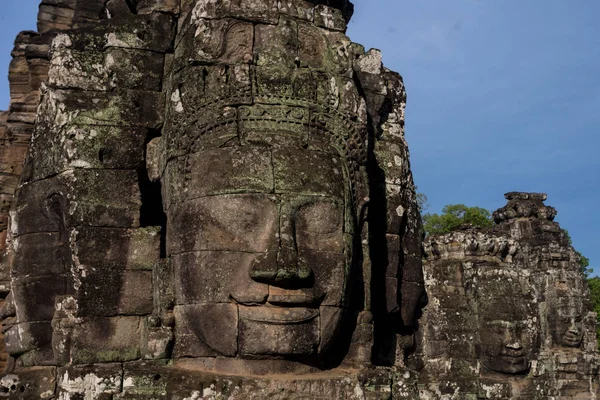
left=476, top=277, right=540, bottom=374
left=548, top=297, right=583, bottom=348
left=165, top=143, right=354, bottom=358
left=479, top=317, right=536, bottom=374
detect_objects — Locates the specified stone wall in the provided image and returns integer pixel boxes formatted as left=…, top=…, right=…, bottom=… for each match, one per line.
left=0, top=32, right=50, bottom=254
left=0, top=0, right=119, bottom=375
left=0, top=111, right=9, bottom=251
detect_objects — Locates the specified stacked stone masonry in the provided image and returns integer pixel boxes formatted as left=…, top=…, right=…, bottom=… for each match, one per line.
left=0, top=1, right=597, bottom=399
left=417, top=192, right=599, bottom=399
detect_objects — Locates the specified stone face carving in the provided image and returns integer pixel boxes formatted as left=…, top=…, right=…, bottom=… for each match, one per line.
left=474, top=268, right=540, bottom=375
left=0, top=0, right=428, bottom=397
left=417, top=193, right=599, bottom=399
left=547, top=280, right=586, bottom=348
left=166, top=145, right=353, bottom=359
left=159, top=0, right=383, bottom=363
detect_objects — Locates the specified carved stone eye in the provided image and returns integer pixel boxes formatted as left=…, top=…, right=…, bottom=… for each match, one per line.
left=296, top=200, right=342, bottom=235
left=294, top=200, right=344, bottom=253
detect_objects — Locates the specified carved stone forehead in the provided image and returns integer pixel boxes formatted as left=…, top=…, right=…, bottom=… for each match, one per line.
left=163, top=144, right=347, bottom=210
left=183, top=0, right=354, bottom=26
left=475, top=274, right=536, bottom=318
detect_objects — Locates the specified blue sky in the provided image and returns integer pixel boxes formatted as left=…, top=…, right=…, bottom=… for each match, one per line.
left=1, top=1, right=599, bottom=274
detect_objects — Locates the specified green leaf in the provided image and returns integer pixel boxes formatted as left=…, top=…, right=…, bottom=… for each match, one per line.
left=423, top=204, right=493, bottom=236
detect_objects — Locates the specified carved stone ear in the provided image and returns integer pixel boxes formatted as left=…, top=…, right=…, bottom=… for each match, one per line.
left=42, top=191, right=68, bottom=231
left=0, top=292, right=15, bottom=320
left=146, top=137, right=162, bottom=182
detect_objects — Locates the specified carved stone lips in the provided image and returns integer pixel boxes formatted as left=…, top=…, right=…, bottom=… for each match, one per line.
left=499, top=352, right=527, bottom=364
left=239, top=306, right=318, bottom=325
left=267, top=292, right=321, bottom=307
left=563, top=332, right=582, bottom=345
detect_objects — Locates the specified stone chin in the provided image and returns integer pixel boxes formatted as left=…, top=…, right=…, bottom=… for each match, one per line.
left=3, top=322, right=41, bottom=357
left=2, top=323, right=25, bottom=356
left=561, top=331, right=583, bottom=348
left=550, top=317, right=584, bottom=348
left=483, top=354, right=531, bottom=375
left=236, top=305, right=343, bottom=357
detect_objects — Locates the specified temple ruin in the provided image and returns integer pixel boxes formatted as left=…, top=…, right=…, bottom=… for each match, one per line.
left=0, top=1, right=597, bottom=398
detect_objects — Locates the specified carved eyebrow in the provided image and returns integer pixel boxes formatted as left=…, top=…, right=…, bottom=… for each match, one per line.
left=485, top=320, right=529, bottom=329
left=486, top=320, right=512, bottom=326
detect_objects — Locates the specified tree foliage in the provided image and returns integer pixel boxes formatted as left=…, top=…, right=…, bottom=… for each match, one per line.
left=565, top=230, right=593, bottom=278
left=587, top=277, right=600, bottom=347
left=415, top=188, right=429, bottom=213
left=423, top=204, right=493, bottom=236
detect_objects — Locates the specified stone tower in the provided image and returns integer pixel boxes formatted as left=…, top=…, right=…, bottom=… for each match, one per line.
left=0, top=0, right=425, bottom=398
left=419, top=193, right=599, bottom=399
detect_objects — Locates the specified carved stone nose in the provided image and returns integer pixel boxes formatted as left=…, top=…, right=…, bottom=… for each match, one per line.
left=568, top=324, right=580, bottom=334
left=506, top=341, right=523, bottom=350
left=249, top=248, right=313, bottom=288
left=0, top=293, right=15, bottom=319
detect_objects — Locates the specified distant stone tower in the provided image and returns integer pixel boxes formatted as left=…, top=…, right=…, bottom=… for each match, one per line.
left=419, top=193, right=599, bottom=399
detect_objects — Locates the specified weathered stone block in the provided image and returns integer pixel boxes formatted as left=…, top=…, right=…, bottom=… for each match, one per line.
left=170, top=64, right=251, bottom=111
left=38, top=4, right=77, bottom=33
left=0, top=366, right=56, bottom=400
left=182, top=0, right=230, bottom=20
left=172, top=251, right=269, bottom=305
left=73, top=227, right=161, bottom=271
left=57, top=363, right=123, bottom=399
left=105, top=48, right=165, bottom=91
left=273, top=148, right=344, bottom=197
left=230, top=0, right=279, bottom=24
left=28, top=124, right=148, bottom=181
left=164, top=146, right=274, bottom=205
left=153, top=260, right=174, bottom=315
left=69, top=317, right=142, bottom=363
left=37, top=89, right=164, bottom=130
left=106, top=0, right=133, bottom=17
left=12, top=170, right=141, bottom=236
left=167, top=194, right=278, bottom=254
left=278, top=0, right=317, bottom=21
left=137, top=0, right=180, bottom=15
left=314, top=5, right=348, bottom=32
left=12, top=274, right=66, bottom=321
left=4, top=321, right=53, bottom=361
left=10, top=232, right=69, bottom=277
left=141, top=323, right=173, bottom=360
left=298, top=22, right=328, bottom=70
left=238, top=305, right=318, bottom=356
left=78, top=268, right=153, bottom=317
left=176, top=18, right=253, bottom=65
left=48, top=45, right=108, bottom=91
left=118, top=361, right=170, bottom=398
left=173, top=304, right=238, bottom=357
left=99, top=14, right=175, bottom=52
